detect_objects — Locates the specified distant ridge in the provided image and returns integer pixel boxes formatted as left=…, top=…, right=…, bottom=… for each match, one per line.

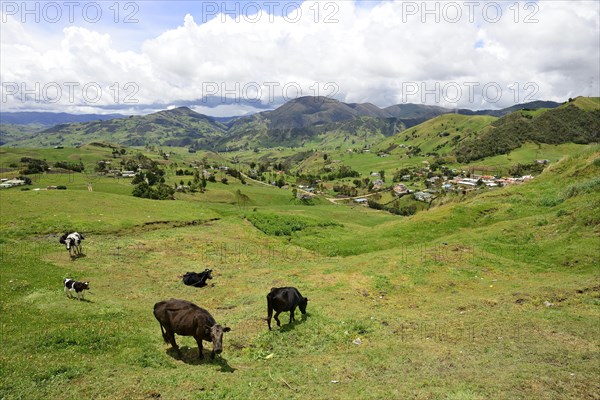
left=0, top=97, right=572, bottom=149
left=0, top=111, right=126, bottom=126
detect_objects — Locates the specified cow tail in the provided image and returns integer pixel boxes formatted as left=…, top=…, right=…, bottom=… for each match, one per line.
left=159, top=323, right=168, bottom=343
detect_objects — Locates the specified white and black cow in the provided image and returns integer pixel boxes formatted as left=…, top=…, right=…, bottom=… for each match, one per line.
left=64, top=278, right=90, bottom=300
left=59, top=232, right=85, bottom=257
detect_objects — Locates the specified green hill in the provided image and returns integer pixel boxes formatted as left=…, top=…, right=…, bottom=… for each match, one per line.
left=10, top=107, right=228, bottom=148
left=455, top=97, right=600, bottom=162
left=0, top=143, right=598, bottom=399
left=374, top=113, right=497, bottom=156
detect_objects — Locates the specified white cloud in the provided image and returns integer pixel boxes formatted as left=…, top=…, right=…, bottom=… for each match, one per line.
left=1, top=0, right=598, bottom=115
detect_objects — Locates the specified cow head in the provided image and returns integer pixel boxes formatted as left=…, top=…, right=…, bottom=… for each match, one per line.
left=204, top=269, right=213, bottom=280
left=206, top=324, right=231, bottom=356
left=299, top=297, right=309, bottom=314
left=59, top=233, right=69, bottom=245
left=82, top=282, right=90, bottom=290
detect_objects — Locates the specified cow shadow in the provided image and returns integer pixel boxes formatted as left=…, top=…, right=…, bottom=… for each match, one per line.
left=276, top=313, right=309, bottom=333
left=69, top=253, right=86, bottom=261
left=66, top=297, right=93, bottom=303
left=166, top=347, right=235, bottom=372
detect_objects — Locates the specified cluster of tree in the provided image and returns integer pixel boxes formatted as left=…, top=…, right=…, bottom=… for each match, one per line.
left=351, top=177, right=376, bottom=192
left=508, top=162, right=547, bottom=177
left=455, top=105, right=600, bottom=162
left=158, top=149, right=170, bottom=160
left=54, top=161, right=85, bottom=172
left=112, top=148, right=126, bottom=157
left=95, top=161, right=109, bottom=173
left=294, top=173, right=321, bottom=186
left=176, top=169, right=194, bottom=176
left=324, top=165, right=360, bottom=181
left=120, top=152, right=158, bottom=171
left=20, top=157, right=49, bottom=175
left=132, top=181, right=175, bottom=200
left=130, top=155, right=175, bottom=200
left=367, top=199, right=417, bottom=216
left=333, top=184, right=358, bottom=197
left=225, top=168, right=246, bottom=184
left=16, top=175, right=32, bottom=185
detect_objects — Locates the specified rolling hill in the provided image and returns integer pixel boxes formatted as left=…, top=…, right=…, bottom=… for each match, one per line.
left=0, top=97, right=570, bottom=151
left=0, top=111, right=126, bottom=126
left=373, top=97, right=599, bottom=162
left=9, top=107, right=228, bottom=148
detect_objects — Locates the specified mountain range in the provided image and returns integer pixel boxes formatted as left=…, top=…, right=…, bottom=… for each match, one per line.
left=2, top=97, right=592, bottom=159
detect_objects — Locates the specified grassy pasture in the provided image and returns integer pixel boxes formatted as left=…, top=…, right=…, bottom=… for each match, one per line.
left=0, top=146, right=599, bottom=399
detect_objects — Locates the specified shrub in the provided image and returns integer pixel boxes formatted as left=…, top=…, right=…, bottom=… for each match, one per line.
left=246, top=213, right=339, bottom=236
left=54, top=161, right=84, bottom=172
left=563, top=177, right=600, bottom=199
left=539, top=197, right=563, bottom=207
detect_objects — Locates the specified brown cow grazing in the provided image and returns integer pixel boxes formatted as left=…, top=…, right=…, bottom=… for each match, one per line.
left=267, top=287, right=309, bottom=330
left=153, top=299, right=230, bottom=360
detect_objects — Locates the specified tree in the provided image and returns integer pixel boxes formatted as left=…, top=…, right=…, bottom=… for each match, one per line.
left=235, top=189, right=251, bottom=211
left=379, top=170, right=385, bottom=182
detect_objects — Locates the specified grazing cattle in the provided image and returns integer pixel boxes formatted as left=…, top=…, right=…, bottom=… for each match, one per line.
left=153, top=299, right=231, bottom=360
left=266, top=287, right=309, bottom=330
left=59, top=232, right=85, bottom=257
left=182, top=269, right=213, bottom=287
left=64, top=278, right=90, bottom=300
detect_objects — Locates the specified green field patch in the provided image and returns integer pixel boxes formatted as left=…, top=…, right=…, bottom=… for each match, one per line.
left=246, top=212, right=341, bottom=236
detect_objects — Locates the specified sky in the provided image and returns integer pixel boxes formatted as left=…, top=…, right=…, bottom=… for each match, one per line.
left=1, top=0, right=599, bottom=116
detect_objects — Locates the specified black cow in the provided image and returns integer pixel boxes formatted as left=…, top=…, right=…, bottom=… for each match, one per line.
left=182, top=269, right=212, bottom=287
left=266, top=287, right=309, bottom=330
left=153, top=299, right=230, bottom=359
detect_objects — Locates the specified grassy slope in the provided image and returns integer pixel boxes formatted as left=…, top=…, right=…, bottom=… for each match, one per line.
left=375, top=114, right=497, bottom=155
left=0, top=146, right=599, bottom=399
left=6, top=109, right=227, bottom=148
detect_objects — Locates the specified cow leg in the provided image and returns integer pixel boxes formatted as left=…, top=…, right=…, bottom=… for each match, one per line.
left=289, top=307, right=296, bottom=324
left=195, top=337, right=204, bottom=359
left=267, top=303, right=274, bottom=330
left=274, top=311, right=281, bottom=327
left=64, top=287, right=71, bottom=298
left=166, top=330, right=180, bottom=354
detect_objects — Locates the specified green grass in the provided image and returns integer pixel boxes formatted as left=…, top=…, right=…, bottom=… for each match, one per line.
left=1, top=145, right=599, bottom=399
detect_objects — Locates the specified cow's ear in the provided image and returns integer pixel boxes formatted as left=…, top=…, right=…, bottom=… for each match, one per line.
left=223, top=327, right=231, bottom=332
left=204, top=327, right=211, bottom=336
